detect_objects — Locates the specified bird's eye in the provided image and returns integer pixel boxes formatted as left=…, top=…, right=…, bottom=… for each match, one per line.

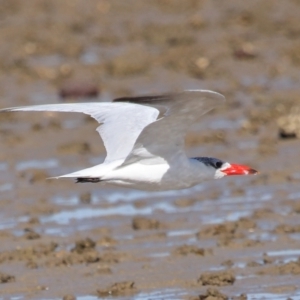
left=215, top=161, right=223, bottom=169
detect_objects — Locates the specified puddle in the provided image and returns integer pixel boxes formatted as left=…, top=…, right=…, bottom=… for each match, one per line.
left=281, top=257, right=299, bottom=264
left=0, top=216, right=30, bottom=230
left=0, top=183, right=13, bottom=192
left=167, top=229, right=197, bottom=237
left=0, top=162, right=8, bottom=171
left=133, top=289, right=188, bottom=300
left=148, top=252, right=169, bottom=258
left=76, top=296, right=98, bottom=300
left=42, top=205, right=153, bottom=224
left=80, top=47, right=100, bottom=65
left=267, top=249, right=300, bottom=257
left=9, top=297, right=24, bottom=300
left=95, top=184, right=205, bottom=204
left=7, top=289, right=300, bottom=300
left=51, top=194, right=81, bottom=206
left=249, top=232, right=277, bottom=242
left=247, top=292, right=300, bottom=300
left=203, top=210, right=251, bottom=224
left=289, top=233, right=300, bottom=240
left=0, top=185, right=274, bottom=230
left=42, top=201, right=190, bottom=224
left=0, top=180, right=281, bottom=237
left=16, top=158, right=58, bottom=171
left=288, top=191, right=300, bottom=200
left=75, top=289, right=300, bottom=300
left=59, top=289, right=190, bottom=300
left=42, top=198, right=258, bottom=225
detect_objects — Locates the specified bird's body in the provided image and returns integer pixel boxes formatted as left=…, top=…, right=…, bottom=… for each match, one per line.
left=78, top=157, right=215, bottom=191
left=1, top=90, right=257, bottom=190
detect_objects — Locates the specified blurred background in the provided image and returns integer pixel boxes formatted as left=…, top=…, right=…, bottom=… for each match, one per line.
left=1, top=1, right=300, bottom=299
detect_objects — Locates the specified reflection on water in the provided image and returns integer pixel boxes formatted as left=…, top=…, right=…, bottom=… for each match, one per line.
left=80, top=47, right=99, bottom=65
left=74, top=289, right=300, bottom=300
left=167, top=229, right=197, bottom=237
left=0, top=183, right=13, bottom=192
left=94, top=184, right=205, bottom=204
left=51, top=195, right=80, bottom=206
left=148, top=252, right=169, bottom=258
left=267, top=249, right=300, bottom=257
left=133, top=289, right=188, bottom=300
left=10, top=296, right=23, bottom=300
left=248, top=232, right=277, bottom=242
left=77, top=296, right=98, bottom=300
left=42, top=202, right=184, bottom=224
left=16, top=158, right=58, bottom=171
left=42, top=194, right=264, bottom=225
left=247, top=292, right=300, bottom=300
left=0, top=216, right=29, bottom=230
left=0, top=181, right=276, bottom=230
left=76, top=289, right=189, bottom=300
left=0, top=162, right=8, bottom=171
left=0, top=168, right=292, bottom=246
left=288, top=191, right=300, bottom=199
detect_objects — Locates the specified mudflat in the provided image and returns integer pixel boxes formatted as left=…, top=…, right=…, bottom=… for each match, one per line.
left=0, top=1, right=300, bottom=299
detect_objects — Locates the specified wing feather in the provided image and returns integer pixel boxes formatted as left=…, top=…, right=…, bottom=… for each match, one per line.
left=0, top=102, right=159, bottom=162
left=115, top=90, right=225, bottom=165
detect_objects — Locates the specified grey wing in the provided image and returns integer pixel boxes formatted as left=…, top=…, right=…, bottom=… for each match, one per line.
left=114, top=90, right=225, bottom=165
left=0, top=102, right=159, bottom=162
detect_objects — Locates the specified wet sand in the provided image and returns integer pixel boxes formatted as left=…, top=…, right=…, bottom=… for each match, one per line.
left=0, top=1, right=300, bottom=299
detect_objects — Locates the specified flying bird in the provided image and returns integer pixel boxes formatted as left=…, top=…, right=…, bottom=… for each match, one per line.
left=1, top=90, right=257, bottom=191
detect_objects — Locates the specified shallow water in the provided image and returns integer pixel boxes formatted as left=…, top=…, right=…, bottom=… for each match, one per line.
left=1, top=1, right=300, bottom=299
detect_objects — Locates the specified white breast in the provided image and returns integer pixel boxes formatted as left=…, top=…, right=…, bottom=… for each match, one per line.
left=101, top=162, right=170, bottom=190
left=100, top=158, right=214, bottom=191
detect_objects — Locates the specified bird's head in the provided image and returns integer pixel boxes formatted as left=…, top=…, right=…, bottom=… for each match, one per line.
left=193, top=157, right=258, bottom=179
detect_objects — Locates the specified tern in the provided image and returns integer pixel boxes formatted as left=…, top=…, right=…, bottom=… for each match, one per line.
left=1, top=90, right=257, bottom=191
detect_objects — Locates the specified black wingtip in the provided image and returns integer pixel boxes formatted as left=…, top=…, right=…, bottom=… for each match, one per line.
left=75, top=178, right=101, bottom=183
left=113, top=94, right=171, bottom=104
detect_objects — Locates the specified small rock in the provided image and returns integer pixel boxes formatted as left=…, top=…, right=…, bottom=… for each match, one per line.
left=71, top=238, right=96, bottom=254
left=24, top=228, right=41, bottom=240
left=0, top=272, right=15, bottom=283
left=262, top=253, right=274, bottom=264
left=83, top=251, right=100, bottom=263
left=232, top=294, right=247, bottom=300
left=198, top=271, right=235, bottom=286
left=233, top=43, right=257, bottom=59
left=97, top=281, right=136, bottom=297
left=221, top=260, right=234, bottom=267
left=132, top=217, right=162, bottom=230
left=173, top=198, right=196, bottom=207
left=96, top=265, right=112, bottom=274
left=58, top=142, right=91, bottom=155
left=247, top=261, right=261, bottom=267
left=98, top=236, right=117, bottom=247
left=26, top=260, right=38, bottom=269
left=277, top=109, right=300, bottom=139
left=80, top=192, right=92, bottom=204
left=173, top=245, right=212, bottom=256
left=63, top=295, right=76, bottom=300
left=199, top=288, right=228, bottom=300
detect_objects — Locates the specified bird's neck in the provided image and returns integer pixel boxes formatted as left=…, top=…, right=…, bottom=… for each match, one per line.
left=188, top=157, right=215, bottom=182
